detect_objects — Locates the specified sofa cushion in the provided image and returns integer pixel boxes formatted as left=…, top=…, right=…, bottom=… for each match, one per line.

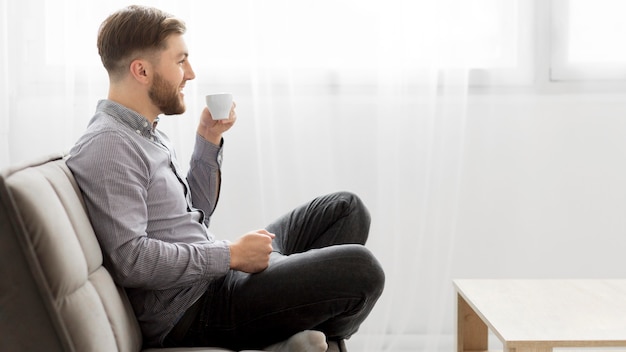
left=0, top=153, right=255, bottom=352
left=1, top=153, right=144, bottom=351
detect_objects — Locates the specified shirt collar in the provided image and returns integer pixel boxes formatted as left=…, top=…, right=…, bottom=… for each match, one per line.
left=97, top=99, right=159, bottom=139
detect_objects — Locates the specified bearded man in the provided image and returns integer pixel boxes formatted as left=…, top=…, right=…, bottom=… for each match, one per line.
left=67, top=5, right=384, bottom=352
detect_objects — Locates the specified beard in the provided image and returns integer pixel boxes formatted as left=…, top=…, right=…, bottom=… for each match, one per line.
left=148, top=72, right=185, bottom=115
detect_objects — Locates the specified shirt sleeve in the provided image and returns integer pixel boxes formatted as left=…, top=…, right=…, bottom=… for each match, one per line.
left=187, top=134, right=223, bottom=228
left=67, top=130, right=230, bottom=290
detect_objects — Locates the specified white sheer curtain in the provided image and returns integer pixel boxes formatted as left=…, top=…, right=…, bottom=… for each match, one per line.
left=1, top=0, right=524, bottom=350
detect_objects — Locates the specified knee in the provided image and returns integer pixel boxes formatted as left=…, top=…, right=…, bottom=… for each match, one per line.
left=335, top=191, right=371, bottom=229
left=338, top=191, right=369, bottom=215
left=337, top=245, right=385, bottom=298
left=359, top=247, right=385, bottom=298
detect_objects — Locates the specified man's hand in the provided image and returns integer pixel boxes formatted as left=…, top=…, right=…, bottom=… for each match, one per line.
left=229, top=229, right=275, bottom=273
left=197, top=102, right=237, bottom=145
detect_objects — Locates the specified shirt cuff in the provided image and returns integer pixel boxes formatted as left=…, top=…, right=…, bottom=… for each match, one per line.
left=203, top=240, right=231, bottom=278
left=192, top=134, right=223, bottom=168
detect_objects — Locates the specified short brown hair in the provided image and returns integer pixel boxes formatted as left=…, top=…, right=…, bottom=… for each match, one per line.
left=97, top=5, right=186, bottom=79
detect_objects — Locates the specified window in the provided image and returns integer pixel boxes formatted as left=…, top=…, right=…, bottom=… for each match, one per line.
left=37, top=0, right=530, bottom=86
left=189, top=0, right=523, bottom=70
left=551, top=0, right=626, bottom=81
left=188, top=0, right=530, bottom=86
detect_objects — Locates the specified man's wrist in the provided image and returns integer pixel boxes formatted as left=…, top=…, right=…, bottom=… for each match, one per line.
left=228, top=242, right=239, bottom=270
left=197, top=130, right=222, bottom=146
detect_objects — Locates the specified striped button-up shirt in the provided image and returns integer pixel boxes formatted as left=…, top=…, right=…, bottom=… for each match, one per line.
left=67, top=100, right=231, bottom=347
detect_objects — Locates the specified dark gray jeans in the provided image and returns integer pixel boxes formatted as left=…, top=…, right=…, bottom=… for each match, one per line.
left=167, top=191, right=385, bottom=350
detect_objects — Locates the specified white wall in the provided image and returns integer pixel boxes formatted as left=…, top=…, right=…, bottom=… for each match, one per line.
left=458, top=92, right=626, bottom=280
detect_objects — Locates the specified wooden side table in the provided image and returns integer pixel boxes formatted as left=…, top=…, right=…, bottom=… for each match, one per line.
left=455, top=279, right=626, bottom=352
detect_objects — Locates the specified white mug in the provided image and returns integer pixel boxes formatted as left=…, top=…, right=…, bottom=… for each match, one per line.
left=205, top=93, right=233, bottom=120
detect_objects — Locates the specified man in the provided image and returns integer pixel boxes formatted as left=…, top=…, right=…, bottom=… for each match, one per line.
left=67, top=5, right=384, bottom=351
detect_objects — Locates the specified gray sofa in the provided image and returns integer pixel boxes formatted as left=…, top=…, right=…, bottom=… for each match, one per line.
left=0, top=153, right=251, bottom=352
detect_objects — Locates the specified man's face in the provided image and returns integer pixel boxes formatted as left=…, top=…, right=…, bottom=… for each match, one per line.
left=148, top=34, right=195, bottom=115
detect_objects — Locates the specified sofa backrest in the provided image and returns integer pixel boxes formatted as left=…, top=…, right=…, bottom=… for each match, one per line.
left=0, top=153, right=143, bottom=352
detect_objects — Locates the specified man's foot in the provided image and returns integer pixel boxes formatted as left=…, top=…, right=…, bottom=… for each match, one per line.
left=264, top=330, right=328, bottom=352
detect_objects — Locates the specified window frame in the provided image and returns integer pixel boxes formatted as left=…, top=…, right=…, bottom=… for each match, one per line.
left=549, top=0, right=626, bottom=82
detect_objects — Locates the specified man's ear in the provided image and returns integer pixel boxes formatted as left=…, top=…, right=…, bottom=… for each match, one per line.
left=129, top=59, right=151, bottom=85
